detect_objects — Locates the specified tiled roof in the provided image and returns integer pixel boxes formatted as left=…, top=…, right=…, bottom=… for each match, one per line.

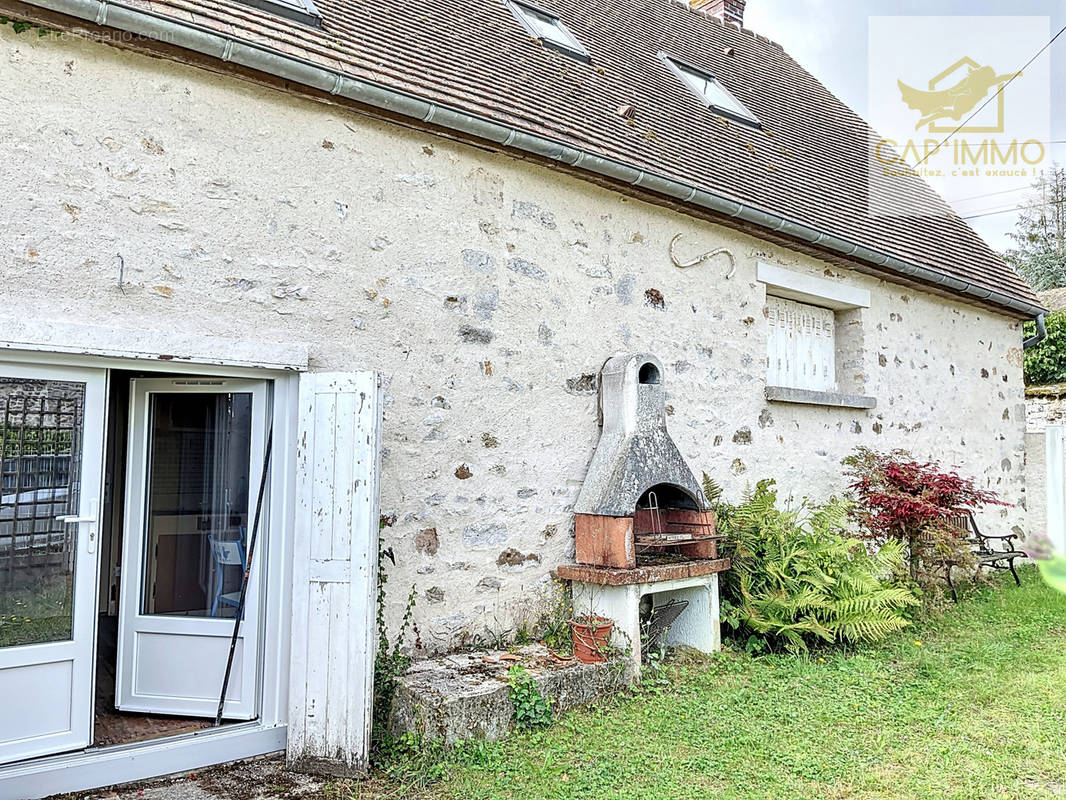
left=1038, top=288, right=1066, bottom=312
left=52, top=0, right=1042, bottom=312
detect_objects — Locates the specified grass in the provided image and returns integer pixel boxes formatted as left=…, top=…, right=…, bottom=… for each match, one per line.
left=350, top=568, right=1066, bottom=800
left=0, top=568, right=72, bottom=647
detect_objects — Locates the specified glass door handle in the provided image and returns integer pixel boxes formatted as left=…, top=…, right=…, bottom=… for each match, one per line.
left=57, top=500, right=99, bottom=554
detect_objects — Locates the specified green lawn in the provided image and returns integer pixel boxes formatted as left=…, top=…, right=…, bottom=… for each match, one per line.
left=0, top=567, right=72, bottom=647
left=358, top=568, right=1066, bottom=800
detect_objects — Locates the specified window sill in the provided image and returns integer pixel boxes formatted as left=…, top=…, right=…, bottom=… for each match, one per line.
left=765, top=386, right=876, bottom=410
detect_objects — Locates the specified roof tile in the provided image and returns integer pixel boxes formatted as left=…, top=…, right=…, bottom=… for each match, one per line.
left=106, top=0, right=1039, bottom=309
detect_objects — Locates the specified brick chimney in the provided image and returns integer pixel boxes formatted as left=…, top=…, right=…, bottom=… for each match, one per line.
left=690, top=0, right=745, bottom=26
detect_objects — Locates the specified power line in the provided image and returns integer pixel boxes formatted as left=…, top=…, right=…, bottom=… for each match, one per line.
left=949, top=166, right=1066, bottom=206
left=963, top=197, right=1066, bottom=220
left=949, top=184, right=1035, bottom=205
left=912, top=23, right=1066, bottom=168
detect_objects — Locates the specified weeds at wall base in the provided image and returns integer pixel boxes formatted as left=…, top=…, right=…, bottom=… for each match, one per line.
left=506, top=664, right=552, bottom=730
left=371, top=529, right=418, bottom=764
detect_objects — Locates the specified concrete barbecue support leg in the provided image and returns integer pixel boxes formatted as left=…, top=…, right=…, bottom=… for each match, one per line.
left=571, top=582, right=643, bottom=668
left=570, top=573, right=721, bottom=677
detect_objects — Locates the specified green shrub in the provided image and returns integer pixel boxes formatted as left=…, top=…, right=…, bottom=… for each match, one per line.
left=718, top=480, right=918, bottom=653
left=1024, top=310, right=1066, bottom=385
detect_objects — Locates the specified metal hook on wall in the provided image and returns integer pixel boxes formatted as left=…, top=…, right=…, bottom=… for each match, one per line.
left=669, top=234, right=736, bottom=279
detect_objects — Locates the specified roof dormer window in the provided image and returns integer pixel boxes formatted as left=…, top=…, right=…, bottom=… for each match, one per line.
left=660, top=53, right=759, bottom=126
left=506, top=0, right=590, bottom=61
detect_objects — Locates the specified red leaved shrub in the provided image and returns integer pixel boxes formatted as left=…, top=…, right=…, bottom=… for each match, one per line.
left=842, top=447, right=1005, bottom=586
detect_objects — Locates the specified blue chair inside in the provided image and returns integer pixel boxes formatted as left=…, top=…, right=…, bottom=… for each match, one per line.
left=208, top=528, right=246, bottom=618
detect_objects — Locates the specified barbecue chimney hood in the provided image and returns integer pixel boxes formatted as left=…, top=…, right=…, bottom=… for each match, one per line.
left=575, top=353, right=708, bottom=517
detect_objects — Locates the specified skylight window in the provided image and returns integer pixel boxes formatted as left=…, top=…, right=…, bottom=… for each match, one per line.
left=238, top=0, right=321, bottom=27
left=506, top=0, right=590, bottom=61
left=660, top=53, right=759, bottom=126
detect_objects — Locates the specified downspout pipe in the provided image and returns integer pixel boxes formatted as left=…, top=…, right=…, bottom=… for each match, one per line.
left=1024, top=312, right=1047, bottom=349
left=18, top=0, right=1049, bottom=322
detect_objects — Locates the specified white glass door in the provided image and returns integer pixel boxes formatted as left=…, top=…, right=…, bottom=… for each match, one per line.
left=0, top=363, right=105, bottom=764
left=115, top=378, right=267, bottom=720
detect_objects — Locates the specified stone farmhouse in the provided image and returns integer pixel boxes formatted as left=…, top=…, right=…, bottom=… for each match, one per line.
left=0, top=0, right=1044, bottom=795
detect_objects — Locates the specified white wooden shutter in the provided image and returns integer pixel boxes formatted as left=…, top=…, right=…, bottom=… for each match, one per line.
left=288, top=372, right=382, bottom=776
left=766, top=296, right=836, bottom=392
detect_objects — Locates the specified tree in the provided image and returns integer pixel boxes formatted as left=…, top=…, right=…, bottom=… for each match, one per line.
left=1004, top=164, right=1066, bottom=291
left=842, top=448, right=1004, bottom=588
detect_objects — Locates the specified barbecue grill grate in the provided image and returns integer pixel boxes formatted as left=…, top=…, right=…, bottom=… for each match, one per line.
left=633, top=489, right=720, bottom=551
left=640, top=598, right=689, bottom=657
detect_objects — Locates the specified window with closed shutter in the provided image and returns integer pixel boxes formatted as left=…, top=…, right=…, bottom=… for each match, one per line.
left=766, top=296, right=837, bottom=392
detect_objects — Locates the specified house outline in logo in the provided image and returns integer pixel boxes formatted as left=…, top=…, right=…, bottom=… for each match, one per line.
left=897, top=56, right=1021, bottom=134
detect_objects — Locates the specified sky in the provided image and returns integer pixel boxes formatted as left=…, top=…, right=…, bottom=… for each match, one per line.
left=742, top=0, right=1066, bottom=253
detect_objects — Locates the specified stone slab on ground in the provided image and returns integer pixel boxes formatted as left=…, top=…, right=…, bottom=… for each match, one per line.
left=388, top=644, right=634, bottom=745
left=46, top=756, right=327, bottom=800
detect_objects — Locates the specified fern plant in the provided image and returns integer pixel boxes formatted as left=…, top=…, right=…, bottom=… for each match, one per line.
left=719, top=480, right=918, bottom=653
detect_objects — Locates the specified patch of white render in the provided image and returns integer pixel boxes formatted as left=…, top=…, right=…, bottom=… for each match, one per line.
left=0, top=26, right=1030, bottom=650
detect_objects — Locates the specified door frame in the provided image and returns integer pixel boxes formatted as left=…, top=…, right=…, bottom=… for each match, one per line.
left=116, top=377, right=269, bottom=720
left=0, top=346, right=301, bottom=800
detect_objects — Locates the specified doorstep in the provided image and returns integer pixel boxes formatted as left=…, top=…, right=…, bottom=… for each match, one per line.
left=388, top=644, right=634, bottom=745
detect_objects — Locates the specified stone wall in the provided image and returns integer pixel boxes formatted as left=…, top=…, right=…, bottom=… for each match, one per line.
left=1026, top=385, right=1066, bottom=431
left=0, top=27, right=1031, bottom=649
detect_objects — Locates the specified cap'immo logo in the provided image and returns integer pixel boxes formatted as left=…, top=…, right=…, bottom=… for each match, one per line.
left=898, top=57, right=1017, bottom=133
left=875, top=55, right=1044, bottom=176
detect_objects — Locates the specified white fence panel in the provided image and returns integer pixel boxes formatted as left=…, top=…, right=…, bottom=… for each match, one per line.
left=1047, top=425, right=1065, bottom=553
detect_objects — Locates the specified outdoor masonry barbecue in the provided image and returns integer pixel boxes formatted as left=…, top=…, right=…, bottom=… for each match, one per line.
left=558, top=353, right=730, bottom=673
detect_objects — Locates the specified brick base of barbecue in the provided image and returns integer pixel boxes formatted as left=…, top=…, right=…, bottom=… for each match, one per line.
left=557, top=558, right=730, bottom=586
left=574, top=514, right=635, bottom=569
left=574, top=511, right=718, bottom=569
left=568, top=510, right=727, bottom=675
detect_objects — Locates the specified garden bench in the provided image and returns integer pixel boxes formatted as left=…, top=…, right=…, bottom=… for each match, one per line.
left=941, top=512, right=1028, bottom=602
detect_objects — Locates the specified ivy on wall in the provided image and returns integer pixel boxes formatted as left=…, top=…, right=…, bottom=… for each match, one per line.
left=0, top=15, right=55, bottom=35
left=1024, top=310, right=1066, bottom=386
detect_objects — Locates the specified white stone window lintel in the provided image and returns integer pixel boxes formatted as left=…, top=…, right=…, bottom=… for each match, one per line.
left=756, top=262, right=870, bottom=311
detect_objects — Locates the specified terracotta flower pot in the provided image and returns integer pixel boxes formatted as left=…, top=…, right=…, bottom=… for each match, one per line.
left=570, top=616, right=614, bottom=663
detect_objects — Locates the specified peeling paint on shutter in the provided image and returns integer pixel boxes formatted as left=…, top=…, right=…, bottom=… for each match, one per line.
left=288, top=371, right=382, bottom=777
left=766, top=296, right=836, bottom=392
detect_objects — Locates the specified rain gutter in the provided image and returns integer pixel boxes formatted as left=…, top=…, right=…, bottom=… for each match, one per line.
left=20, top=0, right=1048, bottom=321
left=1024, top=313, right=1048, bottom=349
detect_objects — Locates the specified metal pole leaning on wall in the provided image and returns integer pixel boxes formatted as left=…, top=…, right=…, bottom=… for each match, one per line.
left=216, top=425, right=274, bottom=727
